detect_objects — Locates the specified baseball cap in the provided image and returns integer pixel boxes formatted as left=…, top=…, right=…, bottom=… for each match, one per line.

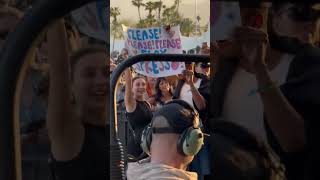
left=201, top=62, right=210, bottom=68
left=152, top=100, right=196, bottom=134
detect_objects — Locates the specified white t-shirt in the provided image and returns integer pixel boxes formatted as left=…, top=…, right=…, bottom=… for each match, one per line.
left=179, top=79, right=202, bottom=108
left=222, top=54, right=294, bottom=142
left=127, top=158, right=197, bottom=180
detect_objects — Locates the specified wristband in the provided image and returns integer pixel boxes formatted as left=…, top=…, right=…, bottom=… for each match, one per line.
left=190, top=84, right=197, bottom=92
left=248, top=81, right=278, bottom=96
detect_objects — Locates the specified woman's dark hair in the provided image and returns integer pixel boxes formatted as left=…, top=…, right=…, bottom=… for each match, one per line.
left=154, top=77, right=172, bottom=105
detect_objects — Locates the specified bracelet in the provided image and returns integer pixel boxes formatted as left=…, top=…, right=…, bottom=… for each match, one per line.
left=190, top=85, right=198, bottom=92
left=248, top=81, right=278, bottom=96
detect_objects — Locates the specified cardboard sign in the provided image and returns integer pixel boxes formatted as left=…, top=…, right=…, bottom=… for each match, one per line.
left=211, top=1, right=241, bottom=40
left=123, top=25, right=185, bottom=77
left=71, top=1, right=107, bottom=42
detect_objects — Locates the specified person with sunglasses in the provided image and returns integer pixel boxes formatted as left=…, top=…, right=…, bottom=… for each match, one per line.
left=271, top=3, right=320, bottom=45
left=210, top=3, right=320, bottom=180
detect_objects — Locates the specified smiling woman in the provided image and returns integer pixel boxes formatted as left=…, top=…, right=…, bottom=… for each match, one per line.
left=123, top=64, right=153, bottom=159
left=46, top=19, right=109, bottom=180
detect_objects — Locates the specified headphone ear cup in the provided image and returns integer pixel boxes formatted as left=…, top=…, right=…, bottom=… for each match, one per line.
left=140, top=125, right=152, bottom=156
left=177, top=128, right=189, bottom=155
left=178, top=127, right=204, bottom=156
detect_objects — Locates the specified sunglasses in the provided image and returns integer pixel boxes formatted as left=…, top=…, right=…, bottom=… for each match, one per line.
left=200, top=63, right=210, bottom=68
left=285, top=5, right=320, bottom=22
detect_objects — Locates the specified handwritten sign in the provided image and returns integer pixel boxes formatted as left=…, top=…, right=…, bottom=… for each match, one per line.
left=211, top=1, right=241, bottom=40
left=71, top=1, right=107, bottom=42
left=123, top=25, right=185, bottom=77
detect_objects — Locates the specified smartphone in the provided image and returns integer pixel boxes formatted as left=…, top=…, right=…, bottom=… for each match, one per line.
left=240, top=4, right=269, bottom=32
left=186, top=63, right=194, bottom=71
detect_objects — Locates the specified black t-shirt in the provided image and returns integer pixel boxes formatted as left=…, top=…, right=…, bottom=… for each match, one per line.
left=126, top=101, right=152, bottom=157
left=50, top=124, right=109, bottom=180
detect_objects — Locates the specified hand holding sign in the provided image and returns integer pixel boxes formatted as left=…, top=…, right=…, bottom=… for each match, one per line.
left=164, top=25, right=176, bottom=38
left=123, top=25, right=185, bottom=77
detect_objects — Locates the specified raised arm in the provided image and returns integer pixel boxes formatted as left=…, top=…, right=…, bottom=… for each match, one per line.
left=124, top=68, right=137, bottom=112
left=183, top=70, right=206, bottom=110
left=46, top=19, right=84, bottom=161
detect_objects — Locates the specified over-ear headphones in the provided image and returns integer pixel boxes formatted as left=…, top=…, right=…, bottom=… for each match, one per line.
left=140, top=100, right=204, bottom=156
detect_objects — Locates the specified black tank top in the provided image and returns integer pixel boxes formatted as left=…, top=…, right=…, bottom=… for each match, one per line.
left=50, top=124, right=109, bottom=180
left=126, top=101, right=152, bottom=157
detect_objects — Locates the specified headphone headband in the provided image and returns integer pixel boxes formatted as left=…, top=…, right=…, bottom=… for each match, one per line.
left=152, top=127, right=182, bottom=134
left=140, top=100, right=204, bottom=157
left=162, top=99, right=199, bottom=128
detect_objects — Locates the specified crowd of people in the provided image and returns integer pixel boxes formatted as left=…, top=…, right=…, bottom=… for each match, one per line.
left=111, top=43, right=211, bottom=179
left=210, top=2, right=320, bottom=180
left=119, top=2, right=320, bottom=180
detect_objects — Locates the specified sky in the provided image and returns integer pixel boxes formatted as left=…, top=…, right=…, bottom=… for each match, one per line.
left=110, top=0, right=210, bottom=26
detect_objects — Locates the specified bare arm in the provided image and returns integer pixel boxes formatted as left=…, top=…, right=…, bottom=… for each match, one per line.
left=184, top=70, right=206, bottom=110
left=147, top=96, right=157, bottom=112
left=46, top=19, right=84, bottom=161
left=236, top=26, right=305, bottom=152
left=190, top=83, right=206, bottom=110
left=124, top=68, right=136, bottom=112
left=256, top=65, right=305, bottom=152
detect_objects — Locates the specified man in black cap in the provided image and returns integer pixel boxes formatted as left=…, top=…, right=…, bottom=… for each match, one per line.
left=126, top=100, right=204, bottom=180
left=195, top=62, right=210, bottom=78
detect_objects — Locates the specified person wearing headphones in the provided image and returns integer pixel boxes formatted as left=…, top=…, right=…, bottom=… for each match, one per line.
left=126, top=100, right=205, bottom=180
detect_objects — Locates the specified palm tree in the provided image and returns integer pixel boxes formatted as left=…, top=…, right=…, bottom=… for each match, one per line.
left=144, top=1, right=157, bottom=26
left=174, top=0, right=181, bottom=13
left=145, top=14, right=157, bottom=27
left=144, top=1, right=155, bottom=16
left=132, top=0, right=144, bottom=21
left=196, top=15, right=201, bottom=36
left=180, top=18, right=195, bottom=36
left=153, top=0, right=164, bottom=23
left=161, top=4, right=181, bottom=26
left=136, top=19, right=147, bottom=28
left=110, top=7, right=121, bottom=51
left=110, top=7, right=120, bottom=22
